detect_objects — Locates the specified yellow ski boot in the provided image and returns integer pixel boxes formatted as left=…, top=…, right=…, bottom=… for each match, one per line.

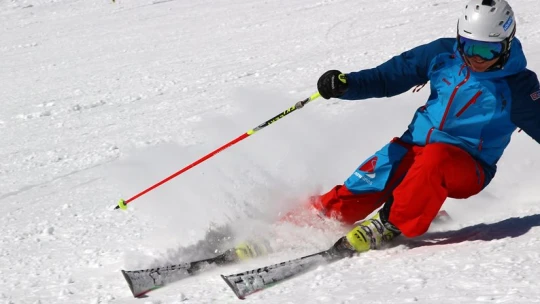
left=234, top=239, right=272, bottom=261
left=345, top=212, right=400, bottom=253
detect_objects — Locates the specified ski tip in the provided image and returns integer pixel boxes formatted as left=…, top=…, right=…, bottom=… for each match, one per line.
left=121, top=270, right=137, bottom=298
left=220, top=274, right=245, bottom=300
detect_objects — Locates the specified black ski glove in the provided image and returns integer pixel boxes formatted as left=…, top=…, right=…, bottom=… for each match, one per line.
left=317, top=70, right=348, bottom=99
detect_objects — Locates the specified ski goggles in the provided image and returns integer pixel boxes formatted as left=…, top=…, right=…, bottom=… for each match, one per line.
left=458, top=36, right=505, bottom=61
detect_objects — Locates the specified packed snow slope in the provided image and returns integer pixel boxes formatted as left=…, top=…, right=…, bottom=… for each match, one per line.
left=1, top=0, right=540, bottom=303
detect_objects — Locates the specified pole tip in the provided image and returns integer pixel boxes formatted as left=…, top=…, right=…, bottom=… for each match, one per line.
left=117, top=199, right=128, bottom=210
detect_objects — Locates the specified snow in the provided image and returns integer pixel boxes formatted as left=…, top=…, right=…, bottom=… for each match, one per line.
left=1, top=0, right=540, bottom=303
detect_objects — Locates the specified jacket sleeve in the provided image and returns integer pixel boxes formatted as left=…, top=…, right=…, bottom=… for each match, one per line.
left=508, top=70, right=540, bottom=143
left=340, top=38, right=455, bottom=100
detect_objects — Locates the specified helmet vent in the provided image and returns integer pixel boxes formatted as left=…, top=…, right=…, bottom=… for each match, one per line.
left=490, top=7, right=496, bottom=12
left=481, top=0, right=494, bottom=6
left=498, top=21, right=504, bottom=25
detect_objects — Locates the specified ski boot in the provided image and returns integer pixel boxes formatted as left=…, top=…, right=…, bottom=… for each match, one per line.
left=234, top=239, right=272, bottom=261
left=345, top=211, right=401, bottom=253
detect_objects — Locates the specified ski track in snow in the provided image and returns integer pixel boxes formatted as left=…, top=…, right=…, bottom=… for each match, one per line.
left=1, top=0, right=540, bottom=303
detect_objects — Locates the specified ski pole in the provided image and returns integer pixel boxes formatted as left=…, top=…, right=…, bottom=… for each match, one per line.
left=115, top=91, right=321, bottom=210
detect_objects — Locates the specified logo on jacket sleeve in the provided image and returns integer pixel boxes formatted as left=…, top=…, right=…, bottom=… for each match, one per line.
left=531, top=89, right=540, bottom=101
left=358, top=156, right=378, bottom=179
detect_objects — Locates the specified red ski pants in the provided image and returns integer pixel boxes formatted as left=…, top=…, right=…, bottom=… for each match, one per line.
left=314, top=142, right=485, bottom=237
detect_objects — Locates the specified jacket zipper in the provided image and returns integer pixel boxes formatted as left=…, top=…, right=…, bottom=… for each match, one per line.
left=439, top=66, right=470, bottom=129
left=426, top=127, right=435, bottom=144
left=456, top=91, right=483, bottom=117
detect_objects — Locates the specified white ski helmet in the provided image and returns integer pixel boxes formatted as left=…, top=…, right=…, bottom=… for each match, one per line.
left=458, top=0, right=515, bottom=42
left=457, top=0, right=516, bottom=68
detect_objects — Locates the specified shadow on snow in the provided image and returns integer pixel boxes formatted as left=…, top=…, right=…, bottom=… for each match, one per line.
left=403, top=213, right=540, bottom=248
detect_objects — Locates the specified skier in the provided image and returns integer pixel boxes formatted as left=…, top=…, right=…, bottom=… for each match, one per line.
left=308, top=0, right=540, bottom=253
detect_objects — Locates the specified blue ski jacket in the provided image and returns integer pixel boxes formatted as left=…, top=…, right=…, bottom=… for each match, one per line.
left=341, top=38, right=540, bottom=187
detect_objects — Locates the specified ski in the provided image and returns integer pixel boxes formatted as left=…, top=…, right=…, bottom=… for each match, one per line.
left=123, top=210, right=450, bottom=298
left=121, top=248, right=239, bottom=298
left=221, top=237, right=354, bottom=299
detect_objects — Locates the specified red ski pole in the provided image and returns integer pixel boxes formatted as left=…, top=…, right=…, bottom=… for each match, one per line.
left=115, top=92, right=321, bottom=210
